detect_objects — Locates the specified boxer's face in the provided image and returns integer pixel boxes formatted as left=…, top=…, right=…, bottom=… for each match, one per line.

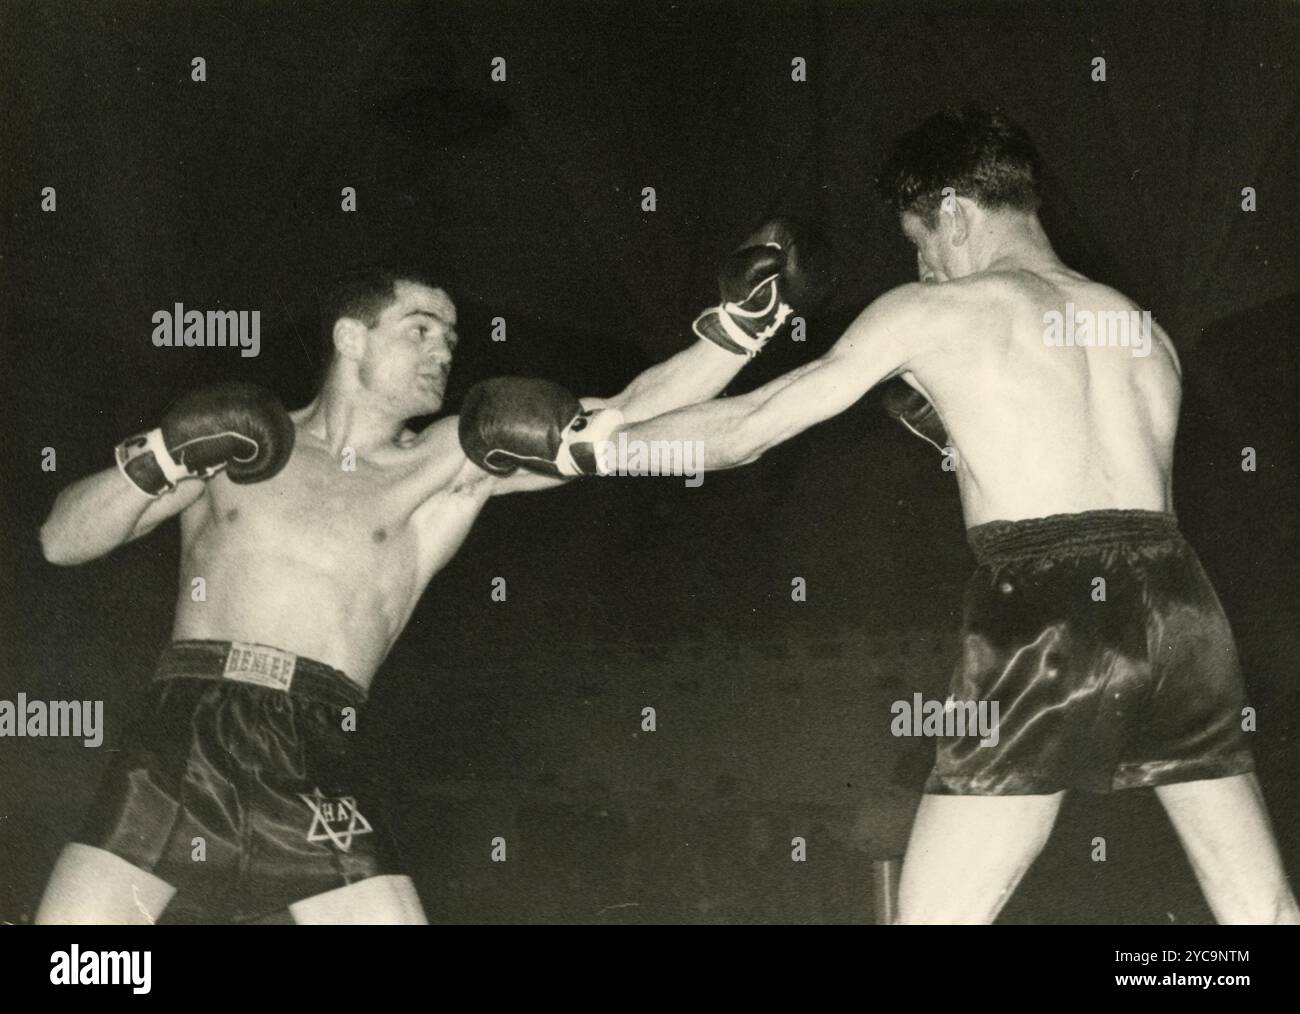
left=356, top=281, right=458, bottom=416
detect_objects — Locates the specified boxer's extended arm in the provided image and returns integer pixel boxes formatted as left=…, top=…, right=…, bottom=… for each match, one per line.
left=486, top=217, right=838, bottom=493
left=40, top=468, right=204, bottom=565
left=567, top=217, right=837, bottom=424
left=618, top=283, right=943, bottom=470
left=587, top=337, right=748, bottom=423
left=486, top=340, right=748, bottom=495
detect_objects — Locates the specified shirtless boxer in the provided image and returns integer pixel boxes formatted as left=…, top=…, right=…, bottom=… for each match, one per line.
left=496, top=106, right=1298, bottom=924
left=35, top=221, right=836, bottom=924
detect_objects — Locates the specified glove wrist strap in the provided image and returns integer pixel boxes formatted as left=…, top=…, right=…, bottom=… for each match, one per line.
left=692, top=275, right=790, bottom=358
left=115, top=427, right=190, bottom=497
left=557, top=407, right=625, bottom=476
left=898, top=415, right=951, bottom=456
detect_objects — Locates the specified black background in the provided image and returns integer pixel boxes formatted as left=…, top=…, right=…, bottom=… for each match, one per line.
left=2, top=0, right=1298, bottom=923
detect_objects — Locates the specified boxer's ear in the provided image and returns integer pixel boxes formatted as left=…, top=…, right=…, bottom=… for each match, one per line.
left=332, top=317, right=367, bottom=361
left=946, top=197, right=975, bottom=247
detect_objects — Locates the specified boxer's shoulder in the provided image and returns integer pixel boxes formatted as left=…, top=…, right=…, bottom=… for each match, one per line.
left=401, top=414, right=460, bottom=458
left=939, top=270, right=1080, bottom=350
left=884, top=276, right=1012, bottom=320
left=946, top=270, right=1046, bottom=310
left=974, top=267, right=1138, bottom=323
left=405, top=414, right=496, bottom=495
left=872, top=277, right=1013, bottom=355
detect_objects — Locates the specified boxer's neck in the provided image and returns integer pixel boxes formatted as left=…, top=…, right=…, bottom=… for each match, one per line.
left=975, top=212, right=1065, bottom=277
left=297, top=372, right=410, bottom=454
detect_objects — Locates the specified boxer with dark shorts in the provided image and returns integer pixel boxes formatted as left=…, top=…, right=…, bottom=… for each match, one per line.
left=38, top=232, right=834, bottom=923
left=605, top=106, right=1299, bottom=923
left=929, top=510, right=1254, bottom=795
left=78, top=641, right=397, bottom=923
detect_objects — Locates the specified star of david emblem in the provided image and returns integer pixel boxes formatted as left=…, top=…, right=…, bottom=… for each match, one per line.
left=299, top=787, right=373, bottom=852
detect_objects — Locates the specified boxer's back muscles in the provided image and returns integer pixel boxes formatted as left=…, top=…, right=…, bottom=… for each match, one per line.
left=636, top=266, right=1183, bottom=507
left=173, top=412, right=493, bottom=691
left=903, top=268, right=1183, bottom=527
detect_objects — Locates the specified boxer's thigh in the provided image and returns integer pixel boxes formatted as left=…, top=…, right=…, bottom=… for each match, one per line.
left=58, top=680, right=245, bottom=921
left=899, top=791, right=1064, bottom=924
left=237, top=692, right=413, bottom=920
left=1156, top=773, right=1298, bottom=924
left=35, top=842, right=176, bottom=925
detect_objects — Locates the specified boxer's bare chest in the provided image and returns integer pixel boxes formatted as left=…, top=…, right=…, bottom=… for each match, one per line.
left=182, top=433, right=489, bottom=591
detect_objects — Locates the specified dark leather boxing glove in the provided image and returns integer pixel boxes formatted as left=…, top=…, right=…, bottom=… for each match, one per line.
left=693, top=218, right=840, bottom=357
left=881, top=379, right=951, bottom=454
left=458, top=376, right=624, bottom=477
left=115, top=381, right=295, bottom=497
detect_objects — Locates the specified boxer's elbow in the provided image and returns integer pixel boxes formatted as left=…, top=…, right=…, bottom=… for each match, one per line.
left=712, top=418, right=767, bottom=470
left=39, top=498, right=104, bottom=566
left=736, top=443, right=772, bottom=468
left=39, top=517, right=81, bottom=566
left=726, top=437, right=765, bottom=468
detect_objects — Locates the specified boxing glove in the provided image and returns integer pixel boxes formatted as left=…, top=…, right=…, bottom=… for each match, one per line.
left=693, top=218, right=839, bottom=357
left=115, top=382, right=295, bottom=497
left=458, top=376, right=624, bottom=477
left=881, top=379, right=951, bottom=454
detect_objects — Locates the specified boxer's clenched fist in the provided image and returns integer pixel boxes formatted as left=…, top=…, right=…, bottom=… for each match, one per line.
left=115, top=381, right=295, bottom=497
left=693, top=217, right=839, bottom=357
left=458, top=376, right=623, bottom=478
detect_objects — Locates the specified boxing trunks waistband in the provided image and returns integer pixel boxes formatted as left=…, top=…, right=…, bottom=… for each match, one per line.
left=153, top=639, right=366, bottom=709
left=967, top=509, right=1183, bottom=567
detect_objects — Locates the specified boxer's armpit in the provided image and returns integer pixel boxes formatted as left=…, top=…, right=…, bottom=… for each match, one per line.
left=488, top=468, right=572, bottom=496
left=129, top=476, right=206, bottom=542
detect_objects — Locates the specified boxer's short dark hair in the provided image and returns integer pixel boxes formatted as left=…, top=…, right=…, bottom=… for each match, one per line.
left=318, top=265, right=447, bottom=364
left=876, top=104, right=1042, bottom=228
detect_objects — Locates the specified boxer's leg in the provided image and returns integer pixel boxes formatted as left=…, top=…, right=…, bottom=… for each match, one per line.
left=897, top=791, right=1063, bottom=924
left=289, top=874, right=428, bottom=925
left=1156, top=774, right=1299, bottom=924
left=35, top=843, right=175, bottom=925
left=1130, top=544, right=1296, bottom=922
left=905, top=518, right=1109, bottom=923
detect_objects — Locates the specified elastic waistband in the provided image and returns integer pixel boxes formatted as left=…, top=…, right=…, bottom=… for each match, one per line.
left=153, top=640, right=366, bottom=708
left=967, top=509, right=1183, bottom=566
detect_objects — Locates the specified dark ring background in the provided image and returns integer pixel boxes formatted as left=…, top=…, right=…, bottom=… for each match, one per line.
left=2, top=0, right=1298, bottom=923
